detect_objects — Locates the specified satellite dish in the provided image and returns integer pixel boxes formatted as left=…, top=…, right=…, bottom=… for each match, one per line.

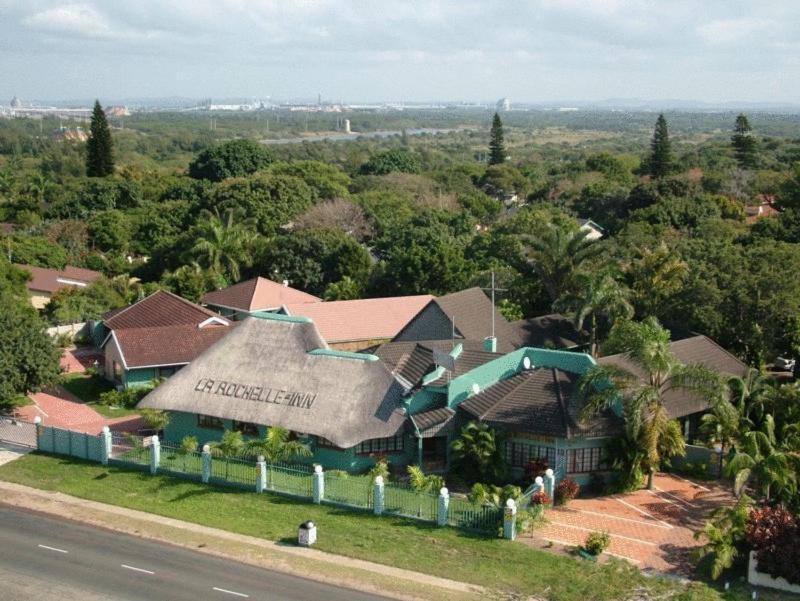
left=471, top=383, right=481, bottom=395
left=523, top=357, right=532, bottom=370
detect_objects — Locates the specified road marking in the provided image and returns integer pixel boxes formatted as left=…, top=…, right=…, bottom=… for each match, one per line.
left=213, top=587, right=249, bottom=598
left=653, top=487, right=697, bottom=508
left=37, top=544, right=68, bottom=554
left=667, top=474, right=711, bottom=492
left=540, top=537, right=642, bottom=564
left=576, top=509, right=673, bottom=530
left=612, top=496, right=674, bottom=528
left=121, top=564, right=154, bottom=575
left=549, top=521, right=658, bottom=546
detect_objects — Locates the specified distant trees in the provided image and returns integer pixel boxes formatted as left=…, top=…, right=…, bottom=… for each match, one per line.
left=731, top=114, right=758, bottom=169
left=488, top=113, right=506, bottom=165
left=359, top=149, right=421, bottom=176
left=189, top=139, right=274, bottom=182
left=646, top=114, right=672, bottom=179
left=86, top=101, right=114, bottom=177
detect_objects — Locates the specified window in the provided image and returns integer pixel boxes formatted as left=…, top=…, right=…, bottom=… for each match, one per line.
left=356, top=435, right=405, bottom=455
left=316, top=436, right=342, bottom=450
left=505, top=441, right=556, bottom=468
left=157, top=366, right=181, bottom=379
left=567, top=447, right=603, bottom=473
left=233, top=421, right=259, bottom=437
left=197, top=415, right=224, bottom=430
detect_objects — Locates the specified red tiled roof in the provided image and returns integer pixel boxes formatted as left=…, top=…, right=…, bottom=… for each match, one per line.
left=284, top=295, right=434, bottom=343
left=16, top=263, right=101, bottom=294
left=104, top=290, right=220, bottom=330
left=112, top=323, right=236, bottom=368
left=202, top=277, right=321, bottom=312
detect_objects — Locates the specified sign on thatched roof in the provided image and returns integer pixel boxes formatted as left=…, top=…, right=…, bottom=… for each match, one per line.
left=138, top=316, right=407, bottom=448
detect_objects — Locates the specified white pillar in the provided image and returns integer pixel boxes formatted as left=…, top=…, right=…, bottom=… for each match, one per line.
left=373, top=476, right=385, bottom=516
left=313, top=465, right=324, bottom=503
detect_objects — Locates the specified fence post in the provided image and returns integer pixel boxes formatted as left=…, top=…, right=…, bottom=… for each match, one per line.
left=503, top=498, right=517, bottom=541
left=437, top=487, right=449, bottom=527
left=256, top=456, right=266, bottom=493
left=201, top=445, right=211, bottom=483
left=149, top=435, right=160, bottom=474
left=544, top=468, right=555, bottom=502
left=313, top=464, right=324, bottom=503
left=100, top=426, right=111, bottom=465
left=33, top=416, right=42, bottom=450
left=373, top=476, right=385, bottom=516
left=532, top=475, right=544, bottom=496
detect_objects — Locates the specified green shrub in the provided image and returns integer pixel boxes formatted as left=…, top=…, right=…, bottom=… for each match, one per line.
left=584, top=531, right=611, bottom=556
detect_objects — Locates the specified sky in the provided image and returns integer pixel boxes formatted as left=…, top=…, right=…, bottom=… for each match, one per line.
left=1, top=0, right=799, bottom=104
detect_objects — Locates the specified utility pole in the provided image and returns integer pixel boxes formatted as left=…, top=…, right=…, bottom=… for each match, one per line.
left=481, top=271, right=507, bottom=340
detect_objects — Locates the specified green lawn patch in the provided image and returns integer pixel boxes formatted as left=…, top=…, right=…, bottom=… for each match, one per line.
left=0, top=453, right=783, bottom=601
left=60, top=374, right=138, bottom=418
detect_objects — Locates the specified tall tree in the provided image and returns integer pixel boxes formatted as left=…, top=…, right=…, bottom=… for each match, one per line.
left=523, top=224, right=599, bottom=302
left=731, top=114, right=758, bottom=169
left=86, top=100, right=114, bottom=177
left=579, top=317, right=727, bottom=489
left=647, top=114, right=672, bottom=179
left=488, top=113, right=506, bottom=165
left=189, top=208, right=257, bottom=285
left=555, top=270, right=634, bottom=357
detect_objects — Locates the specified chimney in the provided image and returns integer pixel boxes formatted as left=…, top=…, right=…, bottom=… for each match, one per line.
left=483, top=336, right=497, bottom=353
left=283, top=280, right=289, bottom=287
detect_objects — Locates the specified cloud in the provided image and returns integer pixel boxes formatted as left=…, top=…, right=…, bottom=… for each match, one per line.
left=697, top=18, right=773, bottom=45
left=22, top=2, right=162, bottom=40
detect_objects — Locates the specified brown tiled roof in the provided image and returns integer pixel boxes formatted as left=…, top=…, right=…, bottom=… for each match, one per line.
left=104, top=290, right=220, bottom=330
left=507, top=314, right=582, bottom=349
left=411, top=406, right=456, bottom=438
left=16, top=264, right=101, bottom=294
left=284, top=295, right=434, bottom=343
left=459, top=368, right=622, bottom=438
left=113, top=323, right=236, bottom=368
left=202, top=277, right=320, bottom=312
left=428, top=287, right=518, bottom=351
left=597, top=335, right=748, bottom=418
left=375, top=340, right=496, bottom=387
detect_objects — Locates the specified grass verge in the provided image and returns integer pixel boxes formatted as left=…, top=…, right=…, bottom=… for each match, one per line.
left=0, top=453, right=789, bottom=601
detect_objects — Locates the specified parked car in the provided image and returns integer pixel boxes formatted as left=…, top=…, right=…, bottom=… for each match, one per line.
left=775, top=356, right=796, bottom=371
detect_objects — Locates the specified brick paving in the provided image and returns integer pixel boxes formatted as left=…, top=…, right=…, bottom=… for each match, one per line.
left=17, top=386, right=143, bottom=435
left=60, top=347, right=103, bottom=374
left=520, top=473, right=734, bottom=574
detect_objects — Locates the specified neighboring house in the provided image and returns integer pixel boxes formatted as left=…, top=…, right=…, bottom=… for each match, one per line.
left=15, top=264, right=101, bottom=309
left=745, top=196, right=780, bottom=225
left=598, top=335, right=749, bottom=442
left=394, top=287, right=582, bottom=352
left=282, top=294, right=434, bottom=351
left=577, top=218, right=604, bottom=240
left=99, top=290, right=233, bottom=389
left=202, top=276, right=320, bottom=319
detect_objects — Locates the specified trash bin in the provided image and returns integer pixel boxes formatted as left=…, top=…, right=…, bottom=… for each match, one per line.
left=298, top=521, right=317, bottom=546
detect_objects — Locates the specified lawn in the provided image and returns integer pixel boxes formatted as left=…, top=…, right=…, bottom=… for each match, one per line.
left=0, top=452, right=784, bottom=601
left=60, top=374, right=139, bottom=418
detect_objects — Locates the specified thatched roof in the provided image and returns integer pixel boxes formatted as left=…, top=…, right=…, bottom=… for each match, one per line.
left=138, top=316, right=407, bottom=448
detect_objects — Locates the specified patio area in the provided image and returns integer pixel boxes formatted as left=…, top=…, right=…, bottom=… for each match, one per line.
left=521, top=473, right=734, bottom=574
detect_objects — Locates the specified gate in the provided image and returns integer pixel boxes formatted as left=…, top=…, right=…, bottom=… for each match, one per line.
left=0, top=417, right=37, bottom=448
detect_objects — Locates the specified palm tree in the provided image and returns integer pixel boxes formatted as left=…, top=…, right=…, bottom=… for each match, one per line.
left=726, top=416, right=797, bottom=503
left=555, top=270, right=634, bottom=357
left=210, top=429, right=245, bottom=480
left=578, top=318, right=728, bottom=489
left=178, top=435, right=198, bottom=471
left=624, top=243, right=688, bottom=317
left=450, top=421, right=508, bottom=484
left=693, top=494, right=753, bottom=580
left=407, top=465, right=446, bottom=517
left=25, top=172, right=51, bottom=204
left=189, top=208, right=257, bottom=285
left=245, top=426, right=311, bottom=463
left=523, top=224, right=599, bottom=302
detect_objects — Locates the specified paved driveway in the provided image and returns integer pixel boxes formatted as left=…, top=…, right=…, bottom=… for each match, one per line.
left=521, top=473, right=734, bottom=574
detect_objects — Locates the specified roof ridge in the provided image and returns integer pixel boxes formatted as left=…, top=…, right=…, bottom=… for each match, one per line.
left=105, top=289, right=218, bottom=329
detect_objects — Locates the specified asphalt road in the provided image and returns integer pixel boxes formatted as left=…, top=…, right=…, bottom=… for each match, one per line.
left=0, top=505, right=390, bottom=601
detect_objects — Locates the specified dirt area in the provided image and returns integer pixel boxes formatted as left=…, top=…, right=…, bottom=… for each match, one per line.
left=520, top=473, right=734, bottom=574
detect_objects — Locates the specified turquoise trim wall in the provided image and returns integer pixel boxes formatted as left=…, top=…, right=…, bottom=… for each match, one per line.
left=125, top=368, right=157, bottom=389
left=162, top=411, right=416, bottom=473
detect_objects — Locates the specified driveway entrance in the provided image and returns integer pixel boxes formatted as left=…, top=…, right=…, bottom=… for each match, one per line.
left=520, top=473, right=734, bottom=574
